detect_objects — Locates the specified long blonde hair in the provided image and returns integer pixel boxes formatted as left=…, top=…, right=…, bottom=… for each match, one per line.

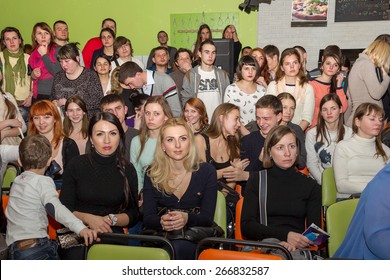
left=147, top=118, right=200, bottom=194
left=364, top=39, right=390, bottom=73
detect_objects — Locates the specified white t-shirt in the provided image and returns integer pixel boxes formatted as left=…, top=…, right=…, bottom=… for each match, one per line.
left=197, top=68, right=221, bottom=119
left=224, top=82, right=266, bottom=125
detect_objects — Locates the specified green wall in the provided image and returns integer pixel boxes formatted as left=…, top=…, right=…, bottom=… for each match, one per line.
left=0, top=0, right=257, bottom=56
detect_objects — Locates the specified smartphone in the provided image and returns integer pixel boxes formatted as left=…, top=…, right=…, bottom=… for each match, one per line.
left=376, top=67, right=383, bottom=83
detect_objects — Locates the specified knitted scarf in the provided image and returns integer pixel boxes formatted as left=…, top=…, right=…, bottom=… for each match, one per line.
left=2, top=48, right=26, bottom=95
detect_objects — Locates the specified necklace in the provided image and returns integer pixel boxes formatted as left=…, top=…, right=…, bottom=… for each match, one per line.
left=170, top=171, right=188, bottom=191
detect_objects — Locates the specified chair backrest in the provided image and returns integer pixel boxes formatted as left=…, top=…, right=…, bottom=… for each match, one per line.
left=198, top=248, right=283, bottom=260
left=326, top=198, right=359, bottom=257
left=2, top=166, right=17, bottom=193
left=234, top=196, right=244, bottom=240
left=213, top=191, right=226, bottom=237
left=87, top=244, right=171, bottom=260
left=88, top=233, right=175, bottom=260
left=322, top=167, right=337, bottom=208
left=196, top=237, right=293, bottom=260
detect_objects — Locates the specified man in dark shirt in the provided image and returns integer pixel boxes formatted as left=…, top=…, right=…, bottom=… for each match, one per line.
left=100, top=94, right=139, bottom=162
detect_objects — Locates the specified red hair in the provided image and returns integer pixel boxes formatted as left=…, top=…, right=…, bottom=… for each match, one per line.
left=29, top=100, right=64, bottom=149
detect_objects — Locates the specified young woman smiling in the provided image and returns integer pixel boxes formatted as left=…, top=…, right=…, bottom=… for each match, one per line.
left=63, top=96, right=89, bottom=155
left=183, top=97, right=209, bottom=135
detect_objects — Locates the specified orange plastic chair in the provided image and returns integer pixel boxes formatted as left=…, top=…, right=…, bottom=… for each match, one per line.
left=196, top=237, right=292, bottom=260
left=2, top=195, right=9, bottom=216
left=234, top=196, right=244, bottom=241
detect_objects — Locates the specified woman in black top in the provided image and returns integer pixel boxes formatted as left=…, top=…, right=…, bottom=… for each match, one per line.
left=195, top=103, right=248, bottom=189
left=60, top=112, right=139, bottom=233
left=241, top=125, right=321, bottom=256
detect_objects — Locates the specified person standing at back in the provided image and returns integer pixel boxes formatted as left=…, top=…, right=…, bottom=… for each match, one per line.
left=181, top=39, right=230, bottom=119
left=53, top=20, right=85, bottom=67
left=146, top=30, right=177, bottom=69
left=82, top=18, right=116, bottom=69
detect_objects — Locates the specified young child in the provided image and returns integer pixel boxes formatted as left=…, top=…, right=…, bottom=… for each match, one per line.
left=5, top=135, right=97, bottom=260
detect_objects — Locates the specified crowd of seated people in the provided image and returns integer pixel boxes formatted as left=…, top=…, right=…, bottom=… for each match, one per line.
left=1, top=18, right=390, bottom=260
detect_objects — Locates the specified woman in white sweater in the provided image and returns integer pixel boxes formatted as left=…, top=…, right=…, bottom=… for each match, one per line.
left=333, top=103, right=390, bottom=199
left=306, top=94, right=352, bottom=184
left=266, top=48, right=314, bottom=131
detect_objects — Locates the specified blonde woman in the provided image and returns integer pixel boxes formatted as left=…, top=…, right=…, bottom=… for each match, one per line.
left=345, top=40, right=390, bottom=126
left=143, top=118, right=218, bottom=259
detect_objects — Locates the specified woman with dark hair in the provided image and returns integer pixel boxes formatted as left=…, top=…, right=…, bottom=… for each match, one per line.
left=192, top=24, right=212, bottom=62
left=224, top=55, right=266, bottom=125
left=222, top=24, right=242, bottom=71
left=266, top=48, right=315, bottom=131
left=111, top=36, right=144, bottom=70
left=60, top=112, right=139, bottom=259
left=63, top=96, right=89, bottom=154
left=308, top=50, right=348, bottom=130
left=183, top=97, right=209, bottom=135
left=306, top=94, right=352, bottom=184
left=333, top=102, right=390, bottom=200
left=29, top=100, right=79, bottom=182
left=51, top=43, right=103, bottom=118
left=90, top=28, right=116, bottom=68
left=143, top=118, right=218, bottom=259
left=241, top=125, right=321, bottom=258
left=250, top=47, right=271, bottom=88
left=28, top=22, right=61, bottom=100
left=94, top=55, right=112, bottom=95
left=126, top=93, right=149, bottom=129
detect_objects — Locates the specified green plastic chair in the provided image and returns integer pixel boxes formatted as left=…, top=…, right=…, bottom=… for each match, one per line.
left=87, top=233, right=174, bottom=260
left=213, top=191, right=227, bottom=237
left=321, top=167, right=337, bottom=218
left=2, top=162, right=21, bottom=194
left=87, top=244, right=171, bottom=260
left=326, top=198, right=359, bottom=257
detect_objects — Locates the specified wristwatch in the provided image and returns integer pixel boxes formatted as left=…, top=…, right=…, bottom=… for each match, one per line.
left=109, top=214, right=118, bottom=226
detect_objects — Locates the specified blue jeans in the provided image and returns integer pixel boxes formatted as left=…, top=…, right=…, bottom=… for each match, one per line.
left=8, top=238, right=59, bottom=260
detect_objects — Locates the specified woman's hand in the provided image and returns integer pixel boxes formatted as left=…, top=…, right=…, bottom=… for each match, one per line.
left=287, top=231, right=313, bottom=249
left=38, top=44, right=47, bottom=56
left=256, top=76, right=268, bottom=88
left=5, top=119, right=22, bottom=128
left=84, top=214, right=113, bottom=233
left=160, top=211, right=188, bottom=231
left=22, top=95, right=32, bottom=107
left=31, top=68, right=41, bottom=79
left=279, top=241, right=296, bottom=252
left=230, top=158, right=250, bottom=170
left=336, top=72, right=344, bottom=87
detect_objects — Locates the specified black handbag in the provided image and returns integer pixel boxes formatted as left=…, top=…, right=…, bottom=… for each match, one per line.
left=142, top=207, right=224, bottom=242
left=56, top=227, right=84, bottom=250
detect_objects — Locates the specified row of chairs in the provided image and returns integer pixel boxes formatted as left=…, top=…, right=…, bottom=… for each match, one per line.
left=321, top=167, right=359, bottom=257
left=2, top=162, right=358, bottom=259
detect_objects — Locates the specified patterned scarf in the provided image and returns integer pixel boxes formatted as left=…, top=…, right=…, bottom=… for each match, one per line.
left=2, top=48, right=26, bottom=96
